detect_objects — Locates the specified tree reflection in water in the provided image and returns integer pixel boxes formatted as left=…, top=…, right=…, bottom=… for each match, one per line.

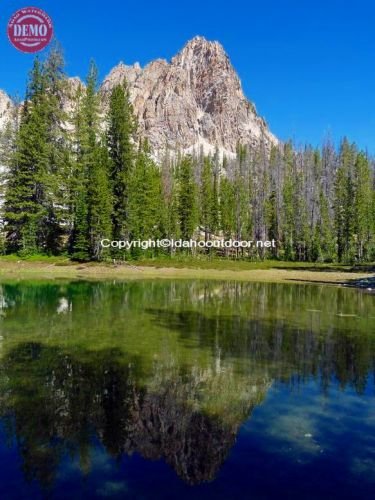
left=0, top=280, right=373, bottom=493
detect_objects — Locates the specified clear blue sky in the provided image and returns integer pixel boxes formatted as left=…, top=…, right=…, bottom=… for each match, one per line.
left=1, top=0, right=375, bottom=152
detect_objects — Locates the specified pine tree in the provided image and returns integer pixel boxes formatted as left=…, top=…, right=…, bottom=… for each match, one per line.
left=70, top=61, right=112, bottom=260
left=235, top=145, right=252, bottom=245
left=87, top=142, right=112, bottom=260
left=0, top=98, right=19, bottom=253
left=70, top=183, right=89, bottom=261
left=4, top=47, right=70, bottom=255
left=212, top=167, right=220, bottom=233
left=319, top=140, right=337, bottom=261
left=200, top=157, right=215, bottom=242
left=69, top=81, right=89, bottom=260
left=334, top=139, right=356, bottom=262
left=42, top=45, right=72, bottom=254
left=264, top=145, right=282, bottom=258
left=177, top=156, right=197, bottom=241
left=4, top=59, right=49, bottom=255
left=265, top=190, right=278, bottom=256
left=353, top=152, right=373, bottom=261
left=160, top=152, right=179, bottom=247
left=43, top=45, right=73, bottom=252
left=281, top=142, right=296, bottom=260
left=294, top=157, right=309, bottom=261
left=219, top=176, right=235, bottom=239
left=128, top=140, right=164, bottom=257
left=106, top=82, right=136, bottom=244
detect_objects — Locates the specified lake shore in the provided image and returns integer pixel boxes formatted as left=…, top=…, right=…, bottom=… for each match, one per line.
left=0, top=259, right=374, bottom=287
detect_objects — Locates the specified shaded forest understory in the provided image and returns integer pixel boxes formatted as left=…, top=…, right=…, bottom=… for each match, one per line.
left=0, top=47, right=374, bottom=263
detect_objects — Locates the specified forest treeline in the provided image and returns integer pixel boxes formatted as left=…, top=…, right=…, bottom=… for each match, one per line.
left=0, top=48, right=374, bottom=262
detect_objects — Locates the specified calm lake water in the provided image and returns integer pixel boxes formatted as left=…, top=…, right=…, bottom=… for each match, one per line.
left=0, top=280, right=374, bottom=499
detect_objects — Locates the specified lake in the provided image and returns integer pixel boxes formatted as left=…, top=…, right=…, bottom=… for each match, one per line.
left=0, top=280, right=374, bottom=499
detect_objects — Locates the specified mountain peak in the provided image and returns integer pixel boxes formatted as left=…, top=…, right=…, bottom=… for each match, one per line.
left=182, top=35, right=222, bottom=49
left=182, top=35, right=223, bottom=50
left=172, top=36, right=228, bottom=68
left=98, top=37, right=277, bottom=157
left=0, top=38, right=277, bottom=159
left=101, top=61, right=143, bottom=93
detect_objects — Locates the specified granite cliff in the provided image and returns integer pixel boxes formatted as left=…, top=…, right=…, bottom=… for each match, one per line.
left=0, top=36, right=278, bottom=159
left=100, top=36, right=277, bottom=157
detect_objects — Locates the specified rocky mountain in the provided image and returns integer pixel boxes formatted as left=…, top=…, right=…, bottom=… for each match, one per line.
left=0, top=90, right=14, bottom=211
left=0, top=36, right=278, bottom=159
left=0, top=90, right=14, bottom=131
left=101, top=36, right=277, bottom=157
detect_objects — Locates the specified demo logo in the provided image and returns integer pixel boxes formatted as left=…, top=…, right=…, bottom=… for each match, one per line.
left=7, top=7, right=53, bottom=53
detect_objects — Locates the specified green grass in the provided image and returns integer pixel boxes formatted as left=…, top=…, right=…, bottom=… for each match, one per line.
left=122, top=256, right=374, bottom=273
left=0, top=254, right=70, bottom=263
left=0, top=253, right=373, bottom=273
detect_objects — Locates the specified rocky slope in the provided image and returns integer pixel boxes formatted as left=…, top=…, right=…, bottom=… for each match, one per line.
left=0, top=36, right=278, bottom=159
left=0, top=90, right=14, bottom=131
left=101, top=36, right=277, bottom=157
left=0, top=90, right=14, bottom=214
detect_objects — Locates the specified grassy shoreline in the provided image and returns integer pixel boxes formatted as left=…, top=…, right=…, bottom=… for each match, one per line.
left=0, top=257, right=373, bottom=286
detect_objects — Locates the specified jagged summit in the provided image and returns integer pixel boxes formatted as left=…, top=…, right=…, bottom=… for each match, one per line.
left=0, top=37, right=278, bottom=158
left=173, top=36, right=226, bottom=59
left=100, top=36, right=277, bottom=157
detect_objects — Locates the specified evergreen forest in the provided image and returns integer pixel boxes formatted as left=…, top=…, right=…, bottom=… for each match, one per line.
left=0, top=48, right=374, bottom=263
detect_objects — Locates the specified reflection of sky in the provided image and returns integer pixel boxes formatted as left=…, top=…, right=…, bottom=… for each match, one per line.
left=0, top=280, right=374, bottom=499
left=0, top=423, right=41, bottom=499
left=232, top=379, right=375, bottom=497
left=242, top=380, right=375, bottom=458
left=1, top=377, right=374, bottom=499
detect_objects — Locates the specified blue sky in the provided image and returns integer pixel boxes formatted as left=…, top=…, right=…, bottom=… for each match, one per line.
left=1, top=0, right=374, bottom=152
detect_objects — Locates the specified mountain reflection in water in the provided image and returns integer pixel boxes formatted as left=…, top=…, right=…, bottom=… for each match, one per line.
left=0, top=280, right=374, bottom=499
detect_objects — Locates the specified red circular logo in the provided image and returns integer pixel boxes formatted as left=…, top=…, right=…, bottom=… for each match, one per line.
left=7, top=7, right=53, bottom=53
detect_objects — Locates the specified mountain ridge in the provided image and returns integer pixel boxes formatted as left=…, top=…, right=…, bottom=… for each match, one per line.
left=100, top=36, right=278, bottom=157
left=0, top=36, right=278, bottom=158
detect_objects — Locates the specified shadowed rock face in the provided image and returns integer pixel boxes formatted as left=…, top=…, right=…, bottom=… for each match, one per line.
left=0, top=343, right=266, bottom=488
left=100, top=36, right=278, bottom=157
left=115, top=371, right=242, bottom=485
